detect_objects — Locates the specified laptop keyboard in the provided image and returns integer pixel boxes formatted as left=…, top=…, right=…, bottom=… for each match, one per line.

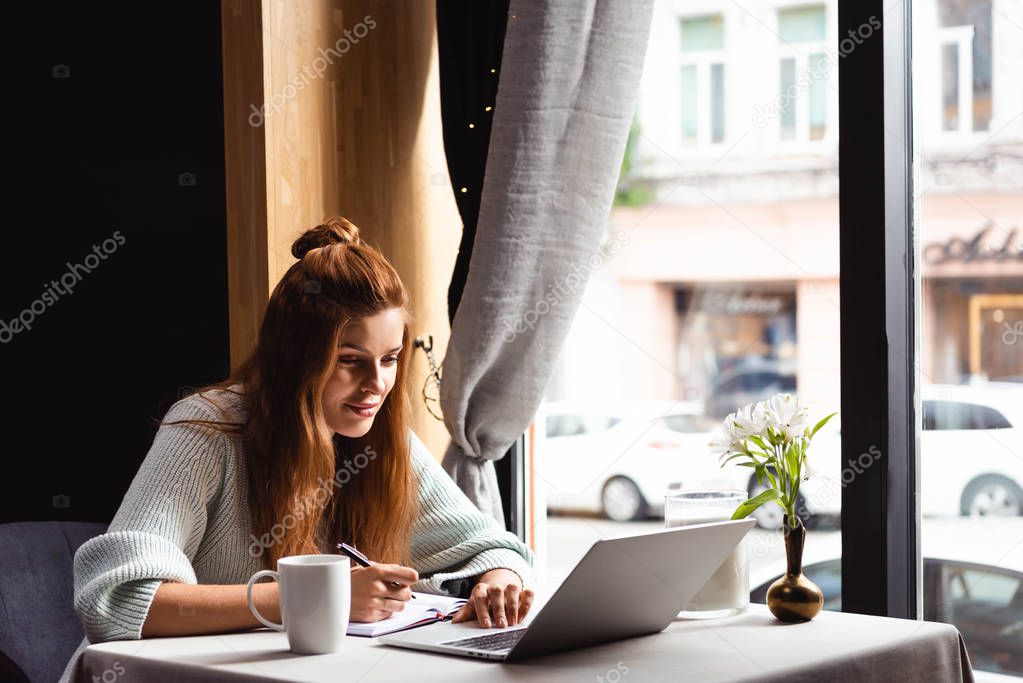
left=442, top=628, right=527, bottom=652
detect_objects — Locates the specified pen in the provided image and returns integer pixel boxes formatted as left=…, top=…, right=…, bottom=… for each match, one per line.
left=336, top=541, right=416, bottom=598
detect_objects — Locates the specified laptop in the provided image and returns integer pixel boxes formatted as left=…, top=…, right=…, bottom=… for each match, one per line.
left=379, top=518, right=755, bottom=661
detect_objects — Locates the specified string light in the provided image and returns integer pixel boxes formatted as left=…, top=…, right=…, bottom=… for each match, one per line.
left=460, top=187, right=468, bottom=193
left=468, top=123, right=475, bottom=128
left=490, top=68, right=496, bottom=74
left=484, top=106, right=493, bottom=112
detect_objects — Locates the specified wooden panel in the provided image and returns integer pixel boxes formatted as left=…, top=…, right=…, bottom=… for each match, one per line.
left=222, top=0, right=460, bottom=456
left=221, top=0, right=271, bottom=369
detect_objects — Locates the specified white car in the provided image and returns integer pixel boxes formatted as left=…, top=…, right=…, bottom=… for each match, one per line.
left=919, top=383, right=1023, bottom=517
left=705, top=382, right=1023, bottom=526
left=538, top=383, right=1023, bottom=526
left=536, top=401, right=719, bottom=521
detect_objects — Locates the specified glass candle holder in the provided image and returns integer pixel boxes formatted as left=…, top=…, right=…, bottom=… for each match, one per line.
left=665, top=489, right=750, bottom=619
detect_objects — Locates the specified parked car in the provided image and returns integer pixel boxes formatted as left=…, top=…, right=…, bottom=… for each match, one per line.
left=712, top=382, right=1023, bottom=527
left=538, top=398, right=840, bottom=527
left=749, top=518, right=1023, bottom=679
left=919, top=383, right=1023, bottom=517
left=540, top=382, right=1023, bottom=527
left=704, top=357, right=797, bottom=420
left=537, top=401, right=719, bottom=521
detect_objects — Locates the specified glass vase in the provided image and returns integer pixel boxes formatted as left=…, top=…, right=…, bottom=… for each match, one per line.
left=665, top=489, right=750, bottom=619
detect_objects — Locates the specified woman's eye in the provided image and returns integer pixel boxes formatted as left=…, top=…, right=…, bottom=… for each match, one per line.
left=338, top=356, right=359, bottom=365
left=382, top=355, right=400, bottom=366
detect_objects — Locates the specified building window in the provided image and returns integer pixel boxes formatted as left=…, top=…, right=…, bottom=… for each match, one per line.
left=936, top=0, right=992, bottom=134
left=680, top=15, right=725, bottom=146
left=777, top=5, right=828, bottom=142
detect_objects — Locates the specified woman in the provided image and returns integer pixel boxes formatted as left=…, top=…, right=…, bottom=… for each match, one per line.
left=61, top=217, right=533, bottom=678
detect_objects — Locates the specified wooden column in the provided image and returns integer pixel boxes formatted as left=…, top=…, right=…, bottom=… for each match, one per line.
left=221, top=0, right=461, bottom=457
left=221, top=0, right=270, bottom=368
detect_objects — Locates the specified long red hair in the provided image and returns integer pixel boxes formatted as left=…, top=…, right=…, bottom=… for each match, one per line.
left=168, top=216, right=418, bottom=568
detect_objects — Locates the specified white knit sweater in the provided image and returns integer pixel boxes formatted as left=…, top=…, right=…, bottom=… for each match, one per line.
left=60, top=386, right=532, bottom=681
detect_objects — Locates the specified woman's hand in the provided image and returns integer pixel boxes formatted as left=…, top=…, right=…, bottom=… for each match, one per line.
left=349, top=563, right=418, bottom=622
left=451, top=568, right=533, bottom=628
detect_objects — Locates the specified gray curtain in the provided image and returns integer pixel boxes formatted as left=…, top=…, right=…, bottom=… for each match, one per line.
left=440, top=0, right=655, bottom=522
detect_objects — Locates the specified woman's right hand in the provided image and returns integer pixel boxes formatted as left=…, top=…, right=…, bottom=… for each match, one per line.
left=349, top=563, right=419, bottom=622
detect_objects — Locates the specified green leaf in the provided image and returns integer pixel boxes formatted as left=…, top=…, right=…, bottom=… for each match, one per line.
left=784, top=442, right=799, bottom=482
left=721, top=452, right=751, bottom=466
left=748, top=435, right=770, bottom=452
left=731, top=488, right=781, bottom=520
left=810, top=412, right=838, bottom=438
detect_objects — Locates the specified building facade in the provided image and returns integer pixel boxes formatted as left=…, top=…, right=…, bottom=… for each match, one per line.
left=550, top=0, right=1023, bottom=417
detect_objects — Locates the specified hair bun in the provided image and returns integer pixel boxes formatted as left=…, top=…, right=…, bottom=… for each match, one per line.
left=292, top=216, right=362, bottom=258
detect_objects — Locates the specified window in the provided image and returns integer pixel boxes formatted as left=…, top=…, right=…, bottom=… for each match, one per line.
left=933, top=0, right=992, bottom=134
left=777, top=5, right=829, bottom=142
left=537, top=0, right=840, bottom=588
left=513, top=3, right=1023, bottom=678
left=923, top=401, right=1013, bottom=431
left=917, top=0, right=1023, bottom=676
left=545, top=414, right=619, bottom=438
left=944, top=565, right=1022, bottom=610
left=661, top=414, right=719, bottom=434
left=939, top=563, right=1023, bottom=676
left=939, top=31, right=966, bottom=132
left=680, top=15, right=726, bottom=145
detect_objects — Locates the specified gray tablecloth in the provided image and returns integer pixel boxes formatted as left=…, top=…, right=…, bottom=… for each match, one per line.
left=73, top=605, right=973, bottom=682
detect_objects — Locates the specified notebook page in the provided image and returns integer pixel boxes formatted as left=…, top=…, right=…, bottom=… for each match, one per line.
left=408, top=592, right=468, bottom=618
left=346, top=592, right=469, bottom=637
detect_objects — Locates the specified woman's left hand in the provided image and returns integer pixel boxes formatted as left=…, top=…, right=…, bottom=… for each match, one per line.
left=451, top=568, right=534, bottom=628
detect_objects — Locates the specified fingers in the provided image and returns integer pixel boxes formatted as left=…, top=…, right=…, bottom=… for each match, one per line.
left=502, top=583, right=521, bottom=625
left=471, top=583, right=492, bottom=627
left=350, top=564, right=417, bottom=624
left=458, top=582, right=531, bottom=628
left=450, top=602, right=475, bottom=624
left=376, top=596, right=407, bottom=613
left=380, top=584, right=413, bottom=602
left=374, top=563, right=419, bottom=587
left=488, top=584, right=507, bottom=628
left=517, top=588, right=534, bottom=624
left=352, top=597, right=406, bottom=622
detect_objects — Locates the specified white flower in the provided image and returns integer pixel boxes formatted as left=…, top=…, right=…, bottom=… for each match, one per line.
left=709, top=414, right=744, bottom=459
left=763, top=393, right=809, bottom=441
left=732, top=401, right=768, bottom=438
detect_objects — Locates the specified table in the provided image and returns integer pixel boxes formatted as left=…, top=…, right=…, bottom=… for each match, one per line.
left=76, top=605, right=973, bottom=683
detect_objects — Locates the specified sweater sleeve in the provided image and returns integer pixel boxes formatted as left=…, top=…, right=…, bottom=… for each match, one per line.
left=407, top=431, right=534, bottom=596
left=73, top=395, right=230, bottom=642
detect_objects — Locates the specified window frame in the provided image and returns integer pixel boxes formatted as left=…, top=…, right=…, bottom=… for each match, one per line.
left=678, top=13, right=727, bottom=148
left=839, top=0, right=920, bottom=619
left=937, top=24, right=974, bottom=136
left=774, top=3, right=836, bottom=147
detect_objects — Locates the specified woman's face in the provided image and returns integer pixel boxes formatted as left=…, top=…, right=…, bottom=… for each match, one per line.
left=322, top=307, right=405, bottom=437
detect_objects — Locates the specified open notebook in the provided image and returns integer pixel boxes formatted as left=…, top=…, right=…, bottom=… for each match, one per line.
left=347, top=592, right=468, bottom=637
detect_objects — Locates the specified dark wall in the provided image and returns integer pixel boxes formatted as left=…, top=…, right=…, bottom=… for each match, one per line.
left=0, top=4, right=231, bottom=523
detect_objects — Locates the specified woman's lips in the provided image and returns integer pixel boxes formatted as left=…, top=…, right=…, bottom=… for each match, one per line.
left=344, top=402, right=379, bottom=418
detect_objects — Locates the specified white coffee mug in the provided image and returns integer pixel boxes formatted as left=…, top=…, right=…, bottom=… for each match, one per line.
left=246, top=554, right=351, bottom=654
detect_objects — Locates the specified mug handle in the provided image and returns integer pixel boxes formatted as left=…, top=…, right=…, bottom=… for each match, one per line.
left=246, top=569, right=285, bottom=631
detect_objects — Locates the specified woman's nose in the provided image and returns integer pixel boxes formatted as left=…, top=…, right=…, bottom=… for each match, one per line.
left=361, top=365, right=386, bottom=394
